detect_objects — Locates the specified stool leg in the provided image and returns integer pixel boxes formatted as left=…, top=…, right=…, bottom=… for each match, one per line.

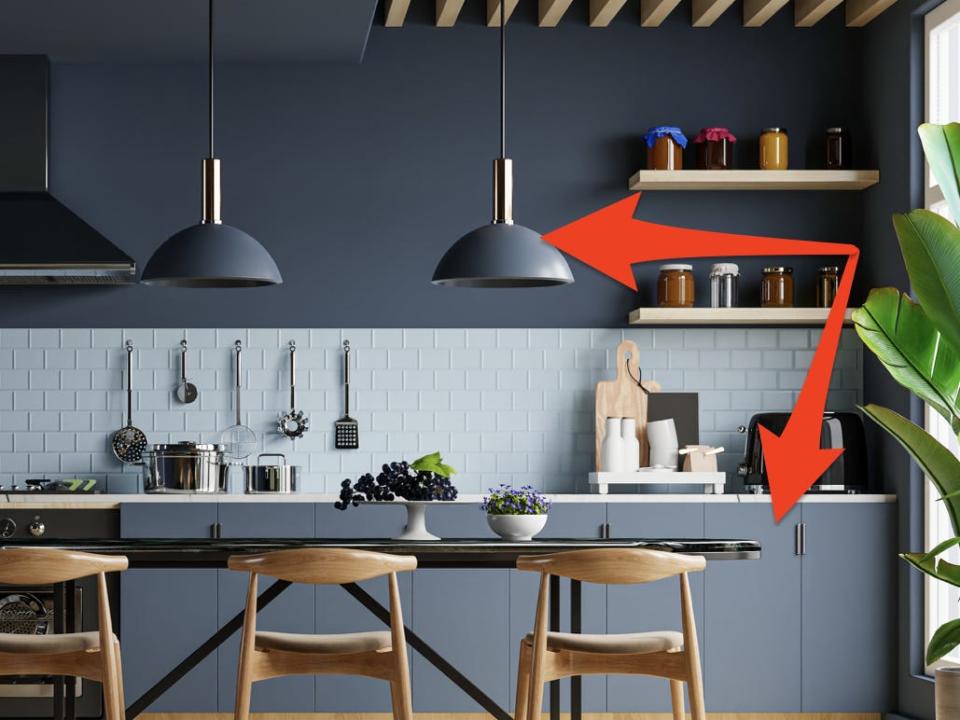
left=234, top=657, right=253, bottom=720
left=112, top=641, right=126, bottom=720
left=669, top=679, right=684, bottom=720
left=100, top=655, right=120, bottom=720
left=515, top=643, right=531, bottom=720
left=389, top=652, right=413, bottom=720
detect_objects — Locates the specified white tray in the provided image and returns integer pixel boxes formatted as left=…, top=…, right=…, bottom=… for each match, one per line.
left=588, top=471, right=726, bottom=495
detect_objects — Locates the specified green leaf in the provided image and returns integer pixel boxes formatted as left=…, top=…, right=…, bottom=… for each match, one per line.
left=853, top=288, right=960, bottom=433
left=902, top=550, right=960, bottom=588
left=919, top=123, right=960, bottom=225
left=410, top=451, right=456, bottom=478
left=894, top=210, right=960, bottom=356
left=928, top=618, right=960, bottom=665
left=862, top=404, right=960, bottom=535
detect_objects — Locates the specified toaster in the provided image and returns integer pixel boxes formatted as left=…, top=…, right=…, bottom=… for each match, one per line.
left=737, top=411, right=867, bottom=493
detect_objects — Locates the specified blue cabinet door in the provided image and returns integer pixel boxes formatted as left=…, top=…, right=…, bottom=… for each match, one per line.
left=119, top=504, right=219, bottom=712
left=509, top=503, right=607, bottom=713
left=801, top=502, right=896, bottom=712
left=217, top=503, right=316, bottom=712
left=703, top=503, right=802, bottom=711
left=606, top=503, right=704, bottom=712
left=316, top=502, right=406, bottom=538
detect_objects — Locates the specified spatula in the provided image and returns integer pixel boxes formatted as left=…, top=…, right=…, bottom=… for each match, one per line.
left=335, top=340, right=359, bottom=449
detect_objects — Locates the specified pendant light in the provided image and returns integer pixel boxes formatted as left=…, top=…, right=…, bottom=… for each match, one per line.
left=431, top=4, right=573, bottom=288
left=142, top=0, right=282, bottom=287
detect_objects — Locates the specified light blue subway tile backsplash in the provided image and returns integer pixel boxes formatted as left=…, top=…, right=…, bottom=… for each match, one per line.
left=0, top=328, right=863, bottom=494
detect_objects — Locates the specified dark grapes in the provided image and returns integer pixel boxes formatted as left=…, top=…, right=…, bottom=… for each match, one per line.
left=335, top=459, right=458, bottom=511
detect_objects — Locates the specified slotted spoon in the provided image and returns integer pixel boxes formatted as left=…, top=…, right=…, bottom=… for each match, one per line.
left=220, top=340, right=256, bottom=461
left=112, top=340, right=148, bottom=464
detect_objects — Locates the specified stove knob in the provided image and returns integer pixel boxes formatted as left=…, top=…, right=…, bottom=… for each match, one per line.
left=28, top=517, right=45, bottom=537
left=0, top=518, right=15, bottom=538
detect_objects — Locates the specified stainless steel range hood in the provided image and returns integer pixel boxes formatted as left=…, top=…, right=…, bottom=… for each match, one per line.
left=0, top=56, right=136, bottom=284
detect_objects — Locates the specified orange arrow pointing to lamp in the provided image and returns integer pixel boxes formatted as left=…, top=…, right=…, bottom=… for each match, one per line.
left=544, top=194, right=859, bottom=522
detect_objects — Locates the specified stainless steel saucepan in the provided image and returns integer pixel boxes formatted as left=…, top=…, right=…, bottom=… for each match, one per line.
left=141, top=442, right=227, bottom=493
left=244, top=453, right=299, bottom=494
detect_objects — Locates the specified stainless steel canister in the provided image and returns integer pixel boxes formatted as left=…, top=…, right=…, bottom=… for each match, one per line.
left=709, top=263, right=740, bottom=308
left=141, top=442, right=227, bottom=493
left=244, top=453, right=299, bottom=494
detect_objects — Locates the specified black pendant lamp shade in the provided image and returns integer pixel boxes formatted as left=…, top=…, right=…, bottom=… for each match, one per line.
left=431, top=5, right=572, bottom=288
left=141, top=0, right=281, bottom=288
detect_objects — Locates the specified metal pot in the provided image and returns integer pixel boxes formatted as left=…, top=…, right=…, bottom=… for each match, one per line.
left=244, top=453, right=299, bottom=494
left=142, top=442, right=227, bottom=493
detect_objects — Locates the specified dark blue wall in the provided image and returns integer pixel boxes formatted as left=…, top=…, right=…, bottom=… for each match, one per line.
left=0, top=1, right=870, bottom=327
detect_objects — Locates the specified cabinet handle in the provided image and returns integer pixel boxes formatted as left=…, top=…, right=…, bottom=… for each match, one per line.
left=604, top=522, right=612, bottom=539
left=800, top=522, right=807, bottom=556
left=794, top=523, right=802, bottom=556
left=211, top=522, right=222, bottom=539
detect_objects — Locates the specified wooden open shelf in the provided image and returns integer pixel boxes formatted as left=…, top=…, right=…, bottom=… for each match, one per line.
left=628, top=307, right=856, bottom=326
left=627, top=169, right=880, bottom=191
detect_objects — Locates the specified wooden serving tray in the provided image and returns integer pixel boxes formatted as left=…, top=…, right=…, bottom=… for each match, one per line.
left=595, top=339, right=660, bottom=472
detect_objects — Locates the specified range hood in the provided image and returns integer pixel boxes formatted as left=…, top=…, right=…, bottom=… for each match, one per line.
left=0, top=56, right=136, bottom=284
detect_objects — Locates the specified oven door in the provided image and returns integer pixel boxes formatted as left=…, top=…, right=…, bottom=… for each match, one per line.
left=0, top=586, right=81, bottom=698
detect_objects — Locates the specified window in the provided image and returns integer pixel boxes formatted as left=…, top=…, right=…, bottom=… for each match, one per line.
left=924, top=0, right=960, bottom=671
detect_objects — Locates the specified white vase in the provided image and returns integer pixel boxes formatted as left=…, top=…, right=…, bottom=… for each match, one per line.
left=937, top=667, right=960, bottom=718
left=601, top=418, right=625, bottom=472
left=647, top=417, right=679, bottom=469
left=621, top=418, right=641, bottom=472
left=487, top=513, right=548, bottom=541
left=393, top=501, right=440, bottom=541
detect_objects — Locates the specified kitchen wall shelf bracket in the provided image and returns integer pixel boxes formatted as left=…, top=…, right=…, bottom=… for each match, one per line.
left=588, top=471, right=726, bottom=495
left=628, top=307, right=855, bottom=327
left=627, top=169, right=880, bottom=191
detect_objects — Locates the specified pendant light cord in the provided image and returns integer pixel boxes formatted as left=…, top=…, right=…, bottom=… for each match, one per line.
left=500, top=0, right=505, bottom=160
left=208, top=0, right=215, bottom=159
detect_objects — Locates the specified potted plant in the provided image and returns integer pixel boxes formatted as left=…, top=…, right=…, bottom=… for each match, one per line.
left=482, top=485, right=551, bottom=541
left=335, top=452, right=457, bottom=541
left=853, top=123, right=960, bottom=715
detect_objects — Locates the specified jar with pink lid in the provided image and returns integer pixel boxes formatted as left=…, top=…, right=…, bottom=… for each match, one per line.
left=694, top=127, right=736, bottom=170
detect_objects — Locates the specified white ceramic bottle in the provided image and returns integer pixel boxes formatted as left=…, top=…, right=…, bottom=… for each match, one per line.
left=621, top=418, right=641, bottom=472
left=601, top=418, right=625, bottom=472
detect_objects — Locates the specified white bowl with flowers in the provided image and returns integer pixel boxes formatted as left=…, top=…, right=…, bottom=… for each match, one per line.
left=482, top=485, right=551, bottom=541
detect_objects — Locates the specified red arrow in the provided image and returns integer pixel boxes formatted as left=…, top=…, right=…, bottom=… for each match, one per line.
left=544, top=194, right=860, bottom=522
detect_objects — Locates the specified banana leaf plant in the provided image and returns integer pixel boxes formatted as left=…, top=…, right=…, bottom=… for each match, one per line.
left=852, top=122, right=960, bottom=664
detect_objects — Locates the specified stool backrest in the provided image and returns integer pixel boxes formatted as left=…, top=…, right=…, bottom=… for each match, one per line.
left=0, top=548, right=128, bottom=585
left=228, top=548, right=417, bottom=584
left=516, top=548, right=704, bottom=585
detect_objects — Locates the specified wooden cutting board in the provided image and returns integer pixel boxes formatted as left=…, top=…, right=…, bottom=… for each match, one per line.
left=595, top=339, right=660, bottom=471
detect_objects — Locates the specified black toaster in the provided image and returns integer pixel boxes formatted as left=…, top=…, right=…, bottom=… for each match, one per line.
left=737, top=411, right=868, bottom=493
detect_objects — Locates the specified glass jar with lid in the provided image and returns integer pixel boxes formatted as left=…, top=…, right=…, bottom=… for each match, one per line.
left=816, top=266, right=839, bottom=307
left=694, top=128, right=736, bottom=170
left=644, top=126, right=688, bottom=170
left=709, top=263, right=739, bottom=307
left=657, top=264, right=695, bottom=307
left=761, top=266, right=794, bottom=307
left=759, top=128, right=789, bottom=170
left=826, top=128, right=852, bottom=170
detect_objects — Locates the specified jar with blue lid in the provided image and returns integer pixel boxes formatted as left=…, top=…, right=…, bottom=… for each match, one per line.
left=644, top=126, right=687, bottom=170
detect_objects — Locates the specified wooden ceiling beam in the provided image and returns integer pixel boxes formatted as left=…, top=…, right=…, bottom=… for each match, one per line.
left=487, top=0, right=520, bottom=26
left=742, top=0, right=790, bottom=25
left=641, top=0, right=682, bottom=26
left=795, top=0, right=843, bottom=25
left=540, top=0, right=576, bottom=26
left=436, top=0, right=467, bottom=26
left=692, top=0, right=737, bottom=26
left=384, top=0, right=411, bottom=27
left=845, top=0, right=897, bottom=25
left=589, top=0, right=629, bottom=25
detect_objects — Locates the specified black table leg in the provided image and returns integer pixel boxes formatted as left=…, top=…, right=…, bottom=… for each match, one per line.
left=549, top=574, right=560, bottom=720
left=342, top=582, right=512, bottom=720
left=571, top=579, right=582, bottom=720
left=64, top=580, right=76, bottom=720
left=53, top=582, right=65, bottom=720
left=125, top=579, right=291, bottom=720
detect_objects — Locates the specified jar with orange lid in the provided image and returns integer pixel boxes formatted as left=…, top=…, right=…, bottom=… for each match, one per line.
left=644, top=126, right=688, bottom=170
left=759, top=128, right=789, bottom=170
left=658, top=264, right=695, bottom=308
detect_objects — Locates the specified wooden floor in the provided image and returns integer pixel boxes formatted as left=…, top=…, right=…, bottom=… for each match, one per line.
left=139, top=713, right=882, bottom=720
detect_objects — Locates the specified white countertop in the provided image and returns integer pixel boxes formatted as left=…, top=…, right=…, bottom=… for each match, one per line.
left=0, top=492, right=897, bottom=509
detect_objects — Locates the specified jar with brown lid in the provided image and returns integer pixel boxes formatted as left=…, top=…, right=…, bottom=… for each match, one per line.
left=816, top=266, right=839, bottom=307
left=658, top=264, right=695, bottom=308
left=761, top=266, right=794, bottom=307
left=759, top=128, right=789, bottom=170
left=644, top=126, right=688, bottom=170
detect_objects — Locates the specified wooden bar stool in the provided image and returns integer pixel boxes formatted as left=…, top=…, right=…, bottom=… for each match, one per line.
left=228, top=548, right=417, bottom=720
left=514, top=548, right=707, bottom=720
left=0, top=548, right=128, bottom=720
